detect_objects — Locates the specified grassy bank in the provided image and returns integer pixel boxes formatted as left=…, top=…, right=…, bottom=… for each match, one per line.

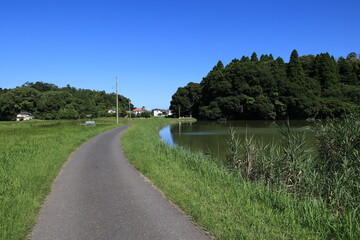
left=0, top=118, right=129, bottom=240
left=122, top=118, right=358, bottom=239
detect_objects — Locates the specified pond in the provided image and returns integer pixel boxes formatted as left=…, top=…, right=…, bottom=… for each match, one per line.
left=159, top=120, right=316, bottom=160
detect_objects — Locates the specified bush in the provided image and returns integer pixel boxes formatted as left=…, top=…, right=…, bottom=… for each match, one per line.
left=57, top=106, right=80, bottom=119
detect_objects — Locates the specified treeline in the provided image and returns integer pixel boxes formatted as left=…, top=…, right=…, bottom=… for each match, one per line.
left=170, top=50, right=360, bottom=120
left=0, top=82, right=133, bottom=120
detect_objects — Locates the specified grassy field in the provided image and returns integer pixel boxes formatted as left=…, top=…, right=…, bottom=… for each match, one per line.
left=122, top=118, right=359, bottom=240
left=0, top=118, right=130, bottom=240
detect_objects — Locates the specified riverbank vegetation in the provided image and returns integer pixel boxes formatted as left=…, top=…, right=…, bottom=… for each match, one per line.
left=0, top=119, right=128, bottom=240
left=0, top=82, right=133, bottom=121
left=170, top=51, right=360, bottom=120
left=225, top=115, right=359, bottom=228
left=122, top=117, right=359, bottom=239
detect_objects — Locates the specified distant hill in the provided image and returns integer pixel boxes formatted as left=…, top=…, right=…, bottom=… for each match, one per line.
left=0, top=82, right=133, bottom=121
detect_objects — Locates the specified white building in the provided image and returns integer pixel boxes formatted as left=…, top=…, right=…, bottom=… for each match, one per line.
left=152, top=109, right=165, bottom=117
left=151, top=109, right=173, bottom=117
left=16, top=112, right=34, bottom=121
left=165, top=109, right=173, bottom=116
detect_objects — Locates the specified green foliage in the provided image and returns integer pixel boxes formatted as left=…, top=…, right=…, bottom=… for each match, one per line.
left=251, top=52, right=258, bottom=61
left=170, top=82, right=202, bottom=117
left=0, top=87, right=41, bottom=120
left=224, top=122, right=313, bottom=191
left=287, top=49, right=305, bottom=81
left=314, top=116, right=360, bottom=212
left=171, top=51, right=360, bottom=120
left=57, top=105, right=80, bottom=119
left=318, top=98, right=358, bottom=118
left=139, top=110, right=151, bottom=118
left=338, top=56, right=359, bottom=85
left=22, top=81, right=59, bottom=92
left=199, top=101, right=223, bottom=120
left=0, top=83, right=133, bottom=120
left=224, top=127, right=242, bottom=168
left=313, top=53, right=339, bottom=89
left=225, top=127, right=259, bottom=180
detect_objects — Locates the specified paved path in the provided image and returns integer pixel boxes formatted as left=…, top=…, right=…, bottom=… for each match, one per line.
left=30, top=125, right=210, bottom=240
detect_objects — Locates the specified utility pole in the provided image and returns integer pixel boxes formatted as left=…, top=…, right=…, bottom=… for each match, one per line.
left=116, top=77, right=119, bottom=124
left=129, top=100, right=131, bottom=120
left=178, top=106, right=181, bottom=119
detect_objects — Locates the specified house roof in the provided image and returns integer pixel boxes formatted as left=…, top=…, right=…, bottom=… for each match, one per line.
left=133, top=108, right=144, bottom=111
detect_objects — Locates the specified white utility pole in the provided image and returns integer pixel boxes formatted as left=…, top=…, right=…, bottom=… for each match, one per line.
left=129, top=101, right=131, bottom=119
left=116, top=77, right=119, bottom=124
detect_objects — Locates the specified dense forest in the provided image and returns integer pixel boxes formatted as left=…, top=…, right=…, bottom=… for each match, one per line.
left=0, top=82, right=133, bottom=120
left=170, top=50, right=360, bottom=120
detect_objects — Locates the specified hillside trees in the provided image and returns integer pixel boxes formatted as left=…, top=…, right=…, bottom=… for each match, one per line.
left=170, top=50, right=360, bottom=120
left=0, top=81, right=133, bottom=120
left=0, top=87, right=41, bottom=120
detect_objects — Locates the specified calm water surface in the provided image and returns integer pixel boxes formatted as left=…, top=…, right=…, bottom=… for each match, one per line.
left=159, top=120, right=315, bottom=160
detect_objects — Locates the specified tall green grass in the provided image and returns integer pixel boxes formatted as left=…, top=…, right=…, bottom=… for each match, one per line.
left=0, top=118, right=128, bottom=240
left=223, top=117, right=359, bottom=234
left=122, top=118, right=359, bottom=239
left=314, top=116, right=359, bottom=213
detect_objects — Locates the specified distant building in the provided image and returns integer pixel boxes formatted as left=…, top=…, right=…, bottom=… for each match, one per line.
left=151, top=109, right=173, bottom=117
left=166, top=109, right=173, bottom=116
left=16, top=112, right=34, bottom=121
left=152, top=109, right=165, bottom=117
left=132, top=108, right=145, bottom=115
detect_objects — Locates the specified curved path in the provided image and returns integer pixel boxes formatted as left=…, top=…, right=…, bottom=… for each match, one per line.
left=30, top=125, right=210, bottom=240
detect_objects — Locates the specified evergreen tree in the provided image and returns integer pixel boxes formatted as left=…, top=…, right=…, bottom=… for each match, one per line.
left=251, top=52, right=258, bottom=61
left=287, top=49, right=305, bottom=81
left=200, top=60, right=228, bottom=106
left=338, top=57, right=358, bottom=85
left=313, top=53, right=339, bottom=90
left=260, top=54, right=269, bottom=61
left=299, top=55, right=316, bottom=77
left=347, top=52, right=358, bottom=60
left=240, top=56, right=250, bottom=62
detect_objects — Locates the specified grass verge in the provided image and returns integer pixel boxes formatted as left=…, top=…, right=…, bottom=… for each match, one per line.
left=121, top=118, right=358, bottom=239
left=0, top=118, right=130, bottom=240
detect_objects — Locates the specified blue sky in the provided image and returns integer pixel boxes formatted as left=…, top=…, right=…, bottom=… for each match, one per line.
left=1, top=0, right=359, bottom=110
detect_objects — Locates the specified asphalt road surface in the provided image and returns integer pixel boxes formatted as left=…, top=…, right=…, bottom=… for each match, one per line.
left=30, top=125, right=210, bottom=240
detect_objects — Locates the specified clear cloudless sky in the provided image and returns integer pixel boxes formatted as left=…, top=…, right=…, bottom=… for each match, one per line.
left=1, top=0, right=359, bottom=110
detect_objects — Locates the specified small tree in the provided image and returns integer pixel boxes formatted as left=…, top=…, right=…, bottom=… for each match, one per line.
left=140, top=111, right=151, bottom=118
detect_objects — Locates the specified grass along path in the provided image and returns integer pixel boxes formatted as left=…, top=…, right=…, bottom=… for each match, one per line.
left=0, top=118, right=131, bottom=240
left=121, top=118, right=358, bottom=240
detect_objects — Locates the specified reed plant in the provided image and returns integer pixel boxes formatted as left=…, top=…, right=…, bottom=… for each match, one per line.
left=0, top=118, right=127, bottom=240
left=313, top=115, right=359, bottom=213
left=223, top=116, right=359, bottom=239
